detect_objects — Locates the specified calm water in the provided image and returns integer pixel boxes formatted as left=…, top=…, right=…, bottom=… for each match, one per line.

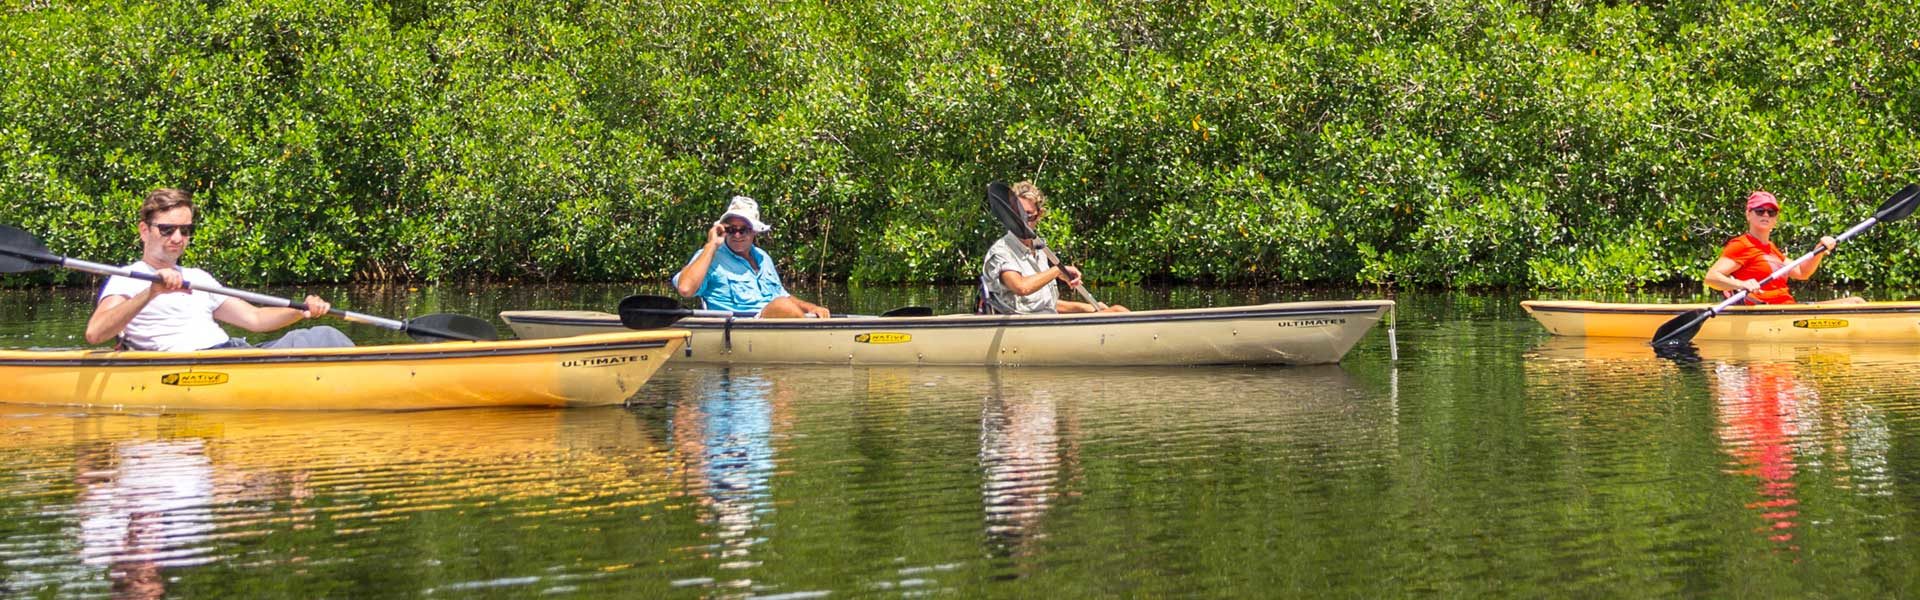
left=3, top=284, right=1920, bottom=597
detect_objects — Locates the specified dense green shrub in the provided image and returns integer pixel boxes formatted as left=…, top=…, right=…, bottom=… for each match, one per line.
left=2, top=0, right=1916, bottom=289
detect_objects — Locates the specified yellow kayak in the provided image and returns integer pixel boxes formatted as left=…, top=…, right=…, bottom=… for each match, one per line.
left=0, top=331, right=688, bottom=410
left=1522, top=300, right=1920, bottom=342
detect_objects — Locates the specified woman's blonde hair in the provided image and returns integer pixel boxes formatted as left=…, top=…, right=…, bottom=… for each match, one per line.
left=1011, top=180, right=1046, bottom=213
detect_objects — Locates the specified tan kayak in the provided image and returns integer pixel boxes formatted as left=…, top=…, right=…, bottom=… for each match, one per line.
left=501, top=301, right=1394, bottom=366
left=1522, top=300, right=1920, bottom=342
left=0, top=331, right=689, bottom=410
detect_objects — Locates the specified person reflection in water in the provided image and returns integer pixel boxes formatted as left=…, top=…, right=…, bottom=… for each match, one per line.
left=671, top=369, right=783, bottom=575
left=1714, top=362, right=1807, bottom=551
left=981, top=371, right=1077, bottom=560
left=76, top=438, right=217, bottom=599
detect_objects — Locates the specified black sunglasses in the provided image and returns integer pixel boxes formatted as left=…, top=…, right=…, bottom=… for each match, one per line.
left=724, top=226, right=755, bottom=235
left=149, top=222, right=196, bottom=238
left=1750, top=208, right=1778, bottom=217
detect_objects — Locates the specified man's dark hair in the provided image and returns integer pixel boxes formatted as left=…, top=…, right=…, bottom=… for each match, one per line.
left=139, top=188, right=194, bottom=222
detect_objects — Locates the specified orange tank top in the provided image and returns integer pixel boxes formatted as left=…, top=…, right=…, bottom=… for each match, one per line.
left=1719, top=233, right=1794, bottom=304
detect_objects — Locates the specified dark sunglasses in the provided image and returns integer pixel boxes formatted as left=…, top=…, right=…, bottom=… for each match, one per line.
left=1750, top=208, right=1778, bottom=217
left=724, top=226, right=755, bottom=235
left=149, top=222, right=196, bottom=238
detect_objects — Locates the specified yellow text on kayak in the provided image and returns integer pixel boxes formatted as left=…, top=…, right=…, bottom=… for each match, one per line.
left=855, top=333, right=913, bottom=344
left=161, top=372, right=230, bottom=386
left=1791, top=319, right=1850, bottom=329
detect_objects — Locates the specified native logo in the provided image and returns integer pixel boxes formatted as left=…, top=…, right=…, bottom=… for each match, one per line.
left=855, top=332, right=913, bottom=344
left=1791, top=319, right=1848, bottom=329
left=562, top=355, right=642, bottom=368
left=161, top=372, right=229, bottom=386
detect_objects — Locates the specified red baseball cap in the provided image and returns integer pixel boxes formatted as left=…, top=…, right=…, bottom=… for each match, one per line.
left=1745, top=191, right=1779, bottom=211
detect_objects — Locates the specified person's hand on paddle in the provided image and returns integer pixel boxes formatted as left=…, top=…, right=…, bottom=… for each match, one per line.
left=1059, top=265, right=1084, bottom=288
left=302, top=295, right=331, bottom=319
left=1817, top=235, right=1840, bottom=254
left=145, top=267, right=187, bottom=296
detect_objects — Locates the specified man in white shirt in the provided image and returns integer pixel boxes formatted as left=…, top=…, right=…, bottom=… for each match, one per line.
left=981, top=181, right=1128, bottom=315
left=83, top=188, right=353, bottom=351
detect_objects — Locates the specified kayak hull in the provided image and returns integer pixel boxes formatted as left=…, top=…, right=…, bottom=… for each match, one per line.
left=1521, top=300, right=1920, bottom=342
left=0, top=331, right=689, bottom=410
left=501, top=301, right=1393, bottom=366
left=1527, top=334, right=1920, bottom=363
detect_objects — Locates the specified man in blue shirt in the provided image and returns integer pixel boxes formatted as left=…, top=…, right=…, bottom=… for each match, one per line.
left=671, top=196, right=832, bottom=318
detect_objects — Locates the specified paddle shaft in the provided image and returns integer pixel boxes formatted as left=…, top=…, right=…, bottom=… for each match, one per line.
left=649, top=306, right=750, bottom=320
left=1708, top=216, right=1875, bottom=315
left=616, top=294, right=928, bottom=329
left=1031, top=241, right=1106, bottom=310
left=55, top=255, right=407, bottom=331
left=625, top=306, right=843, bottom=319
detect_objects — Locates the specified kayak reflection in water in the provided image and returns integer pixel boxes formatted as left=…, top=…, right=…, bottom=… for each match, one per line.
left=1702, top=190, right=1865, bottom=306
left=980, top=181, right=1128, bottom=315
left=82, top=188, right=354, bottom=351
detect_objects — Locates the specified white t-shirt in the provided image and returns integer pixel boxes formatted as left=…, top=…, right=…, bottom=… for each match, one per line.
left=981, top=233, right=1059, bottom=314
left=98, top=262, right=232, bottom=351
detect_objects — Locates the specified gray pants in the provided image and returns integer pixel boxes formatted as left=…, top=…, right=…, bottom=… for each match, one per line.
left=206, top=326, right=356, bottom=350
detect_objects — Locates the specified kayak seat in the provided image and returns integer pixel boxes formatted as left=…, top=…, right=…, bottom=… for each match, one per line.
left=974, top=275, right=999, bottom=315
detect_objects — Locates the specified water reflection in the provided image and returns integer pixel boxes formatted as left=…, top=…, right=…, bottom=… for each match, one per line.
left=76, top=439, right=216, bottom=599
left=666, top=368, right=784, bottom=587
left=1525, top=337, right=1904, bottom=556
left=1705, top=346, right=1901, bottom=554
left=1711, top=362, right=1806, bottom=550
left=8, top=282, right=1920, bottom=596
left=980, top=368, right=1073, bottom=561
left=965, top=364, right=1394, bottom=586
left=0, top=407, right=679, bottom=597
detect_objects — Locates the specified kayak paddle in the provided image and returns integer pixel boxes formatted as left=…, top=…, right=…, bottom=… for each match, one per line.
left=616, top=294, right=933, bottom=329
left=985, top=181, right=1107, bottom=310
left=0, top=224, right=497, bottom=343
left=1650, top=183, right=1920, bottom=348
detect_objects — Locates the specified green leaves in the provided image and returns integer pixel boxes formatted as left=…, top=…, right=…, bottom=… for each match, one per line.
left=0, top=0, right=1916, bottom=289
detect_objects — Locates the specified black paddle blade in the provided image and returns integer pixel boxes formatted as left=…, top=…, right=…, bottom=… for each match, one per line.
left=1651, top=341, right=1703, bottom=365
left=985, top=181, right=1035, bottom=239
left=0, top=224, right=57, bottom=274
left=879, top=306, right=935, bottom=318
left=617, top=294, right=691, bottom=329
left=1649, top=308, right=1712, bottom=348
left=1873, top=183, right=1920, bottom=223
left=404, top=313, right=498, bottom=342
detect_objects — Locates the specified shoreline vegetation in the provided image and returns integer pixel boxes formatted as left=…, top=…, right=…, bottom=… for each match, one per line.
left=3, top=1, right=1917, bottom=289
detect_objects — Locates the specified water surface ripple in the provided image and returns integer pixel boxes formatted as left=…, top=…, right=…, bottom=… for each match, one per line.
left=2, top=286, right=1919, bottom=597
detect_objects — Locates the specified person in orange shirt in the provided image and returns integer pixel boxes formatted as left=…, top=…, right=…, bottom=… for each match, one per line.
left=1703, top=191, right=1865, bottom=305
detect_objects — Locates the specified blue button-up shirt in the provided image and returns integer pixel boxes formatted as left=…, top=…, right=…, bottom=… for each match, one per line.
left=672, top=246, right=790, bottom=314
